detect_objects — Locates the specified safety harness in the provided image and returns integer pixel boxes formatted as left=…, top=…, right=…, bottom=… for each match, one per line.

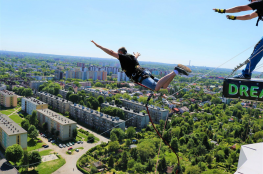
left=130, top=65, right=155, bottom=83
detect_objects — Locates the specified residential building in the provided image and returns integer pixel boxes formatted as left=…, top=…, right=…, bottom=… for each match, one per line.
left=59, top=89, right=69, bottom=99
left=69, top=104, right=125, bottom=132
left=120, top=98, right=169, bottom=123
left=80, top=88, right=112, bottom=99
left=30, top=81, right=47, bottom=91
left=21, top=97, right=48, bottom=115
left=37, top=109, right=76, bottom=141
left=0, top=84, right=7, bottom=90
left=101, top=102, right=149, bottom=130
left=0, top=114, right=27, bottom=150
left=55, top=69, right=64, bottom=80
left=37, top=92, right=72, bottom=114
left=117, top=71, right=129, bottom=82
left=0, top=90, right=17, bottom=107
left=179, top=106, right=189, bottom=114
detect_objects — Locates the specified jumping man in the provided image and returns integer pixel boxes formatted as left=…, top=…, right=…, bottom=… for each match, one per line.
left=214, top=0, right=263, bottom=79
left=91, top=40, right=191, bottom=91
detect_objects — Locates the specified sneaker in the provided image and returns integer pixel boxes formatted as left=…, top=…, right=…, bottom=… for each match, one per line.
left=233, top=74, right=251, bottom=79
left=174, top=64, right=192, bottom=76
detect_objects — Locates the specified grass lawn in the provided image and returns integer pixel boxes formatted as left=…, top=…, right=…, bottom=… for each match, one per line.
left=0, top=110, right=14, bottom=115
left=9, top=114, right=23, bottom=125
left=27, top=138, right=44, bottom=151
left=19, top=155, right=66, bottom=174
left=77, top=132, right=88, bottom=141
left=39, top=149, right=53, bottom=156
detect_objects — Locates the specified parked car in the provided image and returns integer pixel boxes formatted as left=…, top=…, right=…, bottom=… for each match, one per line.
left=48, top=138, right=52, bottom=142
left=77, top=141, right=80, bottom=144
left=37, top=140, right=42, bottom=143
left=66, top=143, right=69, bottom=147
left=51, top=140, right=55, bottom=143
left=44, top=145, right=49, bottom=148
left=59, top=144, right=63, bottom=148
left=42, top=144, right=47, bottom=147
left=63, top=144, right=66, bottom=148
left=69, top=143, right=72, bottom=146
left=72, top=142, right=75, bottom=145
left=75, top=149, right=79, bottom=152
left=68, top=147, right=73, bottom=150
left=80, top=141, right=83, bottom=144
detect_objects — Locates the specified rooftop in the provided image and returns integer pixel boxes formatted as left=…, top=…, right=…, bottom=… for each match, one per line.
left=37, top=109, right=76, bottom=125
left=23, top=97, right=46, bottom=105
left=0, top=114, right=27, bottom=135
left=119, top=98, right=168, bottom=111
left=0, top=89, right=16, bottom=96
left=102, top=102, right=147, bottom=117
left=70, top=104, right=125, bottom=123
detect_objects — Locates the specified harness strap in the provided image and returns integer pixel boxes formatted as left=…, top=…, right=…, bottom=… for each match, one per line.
left=256, top=13, right=262, bottom=26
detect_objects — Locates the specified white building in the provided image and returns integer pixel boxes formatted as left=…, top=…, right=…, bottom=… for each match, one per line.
left=0, top=114, right=27, bottom=150
left=21, top=97, right=48, bottom=115
left=117, top=71, right=129, bottom=82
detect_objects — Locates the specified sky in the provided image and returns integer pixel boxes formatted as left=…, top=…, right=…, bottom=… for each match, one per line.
left=1, top=0, right=263, bottom=69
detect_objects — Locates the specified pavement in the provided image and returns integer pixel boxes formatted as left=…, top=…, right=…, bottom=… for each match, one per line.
left=38, top=124, right=109, bottom=174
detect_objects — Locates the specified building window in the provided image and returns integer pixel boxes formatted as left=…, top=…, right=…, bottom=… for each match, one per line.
left=17, top=135, right=20, bottom=145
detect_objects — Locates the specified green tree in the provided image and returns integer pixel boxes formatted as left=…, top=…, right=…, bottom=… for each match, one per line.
left=108, top=141, right=120, bottom=152
left=87, top=134, right=95, bottom=142
left=66, top=91, right=73, bottom=100
left=126, top=139, right=131, bottom=147
left=42, top=122, right=48, bottom=131
left=69, top=94, right=79, bottom=103
left=22, top=150, right=29, bottom=171
left=30, top=111, right=38, bottom=126
left=128, top=159, right=135, bottom=169
left=72, top=128, right=78, bottom=139
left=29, top=151, right=41, bottom=169
left=185, top=165, right=201, bottom=174
left=22, top=88, right=33, bottom=97
left=137, top=140, right=156, bottom=162
left=110, top=132, right=118, bottom=142
left=28, top=125, right=38, bottom=139
left=171, top=138, right=179, bottom=152
left=126, top=127, right=136, bottom=138
left=108, top=155, right=114, bottom=168
left=5, top=144, right=23, bottom=164
left=57, top=94, right=63, bottom=98
left=121, top=151, right=128, bottom=169
left=21, top=120, right=30, bottom=131
left=111, top=128, right=125, bottom=142
left=97, top=96, right=104, bottom=105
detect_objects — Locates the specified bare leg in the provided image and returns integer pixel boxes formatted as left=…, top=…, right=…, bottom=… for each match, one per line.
left=162, top=73, right=175, bottom=89
left=155, top=72, right=176, bottom=91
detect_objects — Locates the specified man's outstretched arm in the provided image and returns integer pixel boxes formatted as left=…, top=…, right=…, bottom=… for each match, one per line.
left=133, top=52, right=141, bottom=59
left=213, top=5, right=252, bottom=13
left=91, top=40, right=119, bottom=59
left=227, top=11, right=258, bottom=20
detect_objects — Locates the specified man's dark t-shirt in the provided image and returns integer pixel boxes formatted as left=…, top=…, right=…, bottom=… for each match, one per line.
left=248, top=1, right=263, bottom=25
left=118, top=53, right=139, bottom=78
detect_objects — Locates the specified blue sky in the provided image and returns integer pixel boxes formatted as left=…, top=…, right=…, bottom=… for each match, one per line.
left=1, top=0, right=263, bottom=69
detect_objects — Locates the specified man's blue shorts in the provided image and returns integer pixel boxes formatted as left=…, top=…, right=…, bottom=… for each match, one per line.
left=137, top=70, right=159, bottom=91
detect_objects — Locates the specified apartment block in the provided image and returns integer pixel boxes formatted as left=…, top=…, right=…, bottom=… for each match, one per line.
left=69, top=104, right=125, bottom=132
left=21, top=97, right=48, bottom=115
left=30, top=81, right=47, bottom=91
left=120, top=98, right=169, bottom=123
left=37, top=92, right=72, bottom=114
left=101, top=102, right=149, bottom=130
left=0, top=114, right=27, bottom=150
left=0, top=90, right=17, bottom=108
left=80, top=88, right=112, bottom=99
left=58, top=89, right=69, bottom=99
left=37, top=109, right=76, bottom=141
left=117, top=71, right=129, bottom=82
left=55, top=69, right=64, bottom=80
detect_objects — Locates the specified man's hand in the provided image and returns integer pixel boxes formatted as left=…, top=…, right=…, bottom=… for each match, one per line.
left=91, top=40, right=99, bottom=47
left=133, top=52, right=141, bottom=59
left=227, top=15, right=236, bottom=20
left=213, top=9, right=226, bottom=13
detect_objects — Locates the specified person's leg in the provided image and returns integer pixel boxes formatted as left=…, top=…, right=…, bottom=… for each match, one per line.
left=155, top=72, right=176, bottom=91
left=242, top=37, right=263, bottom=77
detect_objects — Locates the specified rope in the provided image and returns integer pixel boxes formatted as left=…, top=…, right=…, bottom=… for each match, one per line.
left=155, top=112, right=169, bottom=174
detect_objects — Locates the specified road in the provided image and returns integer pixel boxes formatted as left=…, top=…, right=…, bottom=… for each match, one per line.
left=38, top=123, right=109, bottom=174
